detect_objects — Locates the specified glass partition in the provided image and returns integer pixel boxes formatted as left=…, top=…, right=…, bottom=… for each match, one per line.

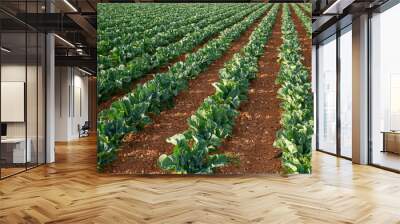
left=339, top=26, right=352, bottom=158
left=38, top=32, right=46, bottom=165
left=1, top=31, right=28, bottom=177
left=27, top=30, right=38, bottom=169
left=0, top=1, right=46, bottom=179
left=317, top=35, right=337, bottom=154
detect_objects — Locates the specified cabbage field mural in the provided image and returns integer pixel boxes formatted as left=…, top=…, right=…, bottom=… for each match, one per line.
left=97, top=3, right=313, bottom=175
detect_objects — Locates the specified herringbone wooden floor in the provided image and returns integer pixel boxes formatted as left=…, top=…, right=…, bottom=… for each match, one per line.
left=1, top=136, right=400, bottom=223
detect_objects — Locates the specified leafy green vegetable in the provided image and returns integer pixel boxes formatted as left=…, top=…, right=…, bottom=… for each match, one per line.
left=290, top=3, right=312, bottom=38
left=97, top=4, right=270, bottom=171
left=97, top=4, right=262, bottom=104
left=159, top=4, right=280, bottom=174
left=99, top=5, right=244, bottom=70
left=298, top=3, right=312, bottom=14
left=274, top=4, right=313, bottom=174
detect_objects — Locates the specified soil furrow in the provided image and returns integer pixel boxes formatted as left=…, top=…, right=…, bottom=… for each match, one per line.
left=217, top=7, right=284, bottom=174
left=108, top=9, right=271, bottom=174
left=290, top=5, right=312, bottom=70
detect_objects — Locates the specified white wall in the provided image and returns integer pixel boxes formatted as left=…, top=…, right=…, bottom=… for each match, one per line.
left=1, top=63, right=46, bottom=164
left=0, top=64, right=42, bottom=138
left=55, top=66, right=69, bottom=140
left=1, top=65, right=26, bottom=138
left=54, top=67, right=89, bottom=141
left=72, top=73, right=89, bottom=138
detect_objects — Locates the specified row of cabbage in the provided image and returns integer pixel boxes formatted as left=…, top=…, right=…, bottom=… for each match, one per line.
left=97, top=4, right=270, bottom=171
left=273, top=4, right=313, bottom=174
left=98, top=4, right=186, bottom=30
left=98, top=4, right=232, bottom=42
left=97, top=4, right=261, bottom=103
left=291, top=3, right=312, bottom=38
left=299, top=3, right=312, bottom=14
left=98, top=5, right=242, bottom=70
left=158, top=4, right=280, bottom=174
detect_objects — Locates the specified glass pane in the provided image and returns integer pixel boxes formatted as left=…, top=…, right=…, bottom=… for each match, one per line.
left=27, top=31, right=38, bottom=169
left=371, top=4, right=400, bottom=171
left=1, top=31, right=27, bottom=177
left=0, top=0, right=46, bottom=178
left=340, top=27, right=352, bottom=158
left=312, top=45, right=317, bottom=151
left=38, top=32, right=45, bottom=165
left=317, top=35, right=337, bottom=154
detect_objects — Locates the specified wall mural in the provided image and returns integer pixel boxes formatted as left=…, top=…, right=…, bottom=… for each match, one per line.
left=97, top=3, right=313, bottom=175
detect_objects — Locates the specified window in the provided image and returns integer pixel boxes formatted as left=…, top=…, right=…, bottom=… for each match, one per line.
left=339, top=26, right=352, bottom=158
left=317, top=35, right=337, bottom=154
left=370, top=3, right=400, bottom=171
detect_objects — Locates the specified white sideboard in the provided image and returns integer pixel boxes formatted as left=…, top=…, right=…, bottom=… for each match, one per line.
left=1, top=138, right=32, bottom=163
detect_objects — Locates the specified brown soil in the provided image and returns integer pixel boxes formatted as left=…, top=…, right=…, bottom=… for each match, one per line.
left=217, top=7, right=283, bottom=174
left=290, top=5, right=312, bottom=71
left=108, top=9, right=270, bottom=174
